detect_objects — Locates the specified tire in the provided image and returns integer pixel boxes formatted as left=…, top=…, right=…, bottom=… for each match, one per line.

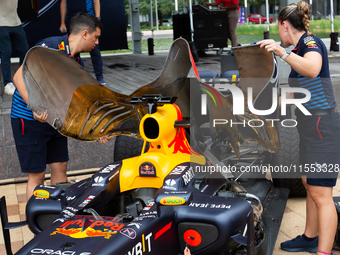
left=271, top=122, right=306, bottom=197
left=114, top=135, right=145, bottom=161
left=113, top=118, right=148, bottom=161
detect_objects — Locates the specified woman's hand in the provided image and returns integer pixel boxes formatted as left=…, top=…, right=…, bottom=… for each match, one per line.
left=256, top=39, right=285, bottom=58
left=33, top=111, right=48, bottom=123
left=257, top=39, right=322, bottom=78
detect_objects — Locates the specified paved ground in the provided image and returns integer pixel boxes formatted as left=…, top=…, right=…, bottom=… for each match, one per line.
left=1, top=172, right=340, bottom=255
left=0, top=170, right=95, bottom=254
left=1, top=37, right=340, bottom=254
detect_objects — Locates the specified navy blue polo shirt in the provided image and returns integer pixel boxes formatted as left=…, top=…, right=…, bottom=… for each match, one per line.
left=11, top=35, right=84, bottom=120
left=288, top=32, right=337, bottom=110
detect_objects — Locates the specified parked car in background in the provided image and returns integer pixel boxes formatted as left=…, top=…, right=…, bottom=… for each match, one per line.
left=162, top=18, right=173, bottom=26
left=247, top=14, right=273, bottom=24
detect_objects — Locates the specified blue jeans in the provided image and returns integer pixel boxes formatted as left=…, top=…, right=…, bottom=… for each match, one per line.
left=0, top=26, right=29, bottom=84
left=90, top=44, right=103, bottom=78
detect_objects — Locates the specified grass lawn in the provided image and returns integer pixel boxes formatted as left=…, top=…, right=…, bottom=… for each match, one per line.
left=81, top=38, right=174, bottom=56
left=83, top=19, right=339, bottom=55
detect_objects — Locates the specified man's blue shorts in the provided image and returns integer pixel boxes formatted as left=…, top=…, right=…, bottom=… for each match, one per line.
left=11, top=118, right=69, bottom=173
left=297, top=110, right=340, bottom=187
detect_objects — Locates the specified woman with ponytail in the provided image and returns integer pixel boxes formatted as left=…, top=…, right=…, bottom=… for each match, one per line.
left=257, top=1, right=340, bottom=255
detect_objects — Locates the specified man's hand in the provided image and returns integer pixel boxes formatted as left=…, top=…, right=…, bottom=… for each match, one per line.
left=97, top=136, right=111, bottom=144
left=33, top=111, right=48, bottom=123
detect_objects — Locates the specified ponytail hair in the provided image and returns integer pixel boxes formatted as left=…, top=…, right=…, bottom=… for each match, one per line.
left=278, top=1, right=313, bottom=35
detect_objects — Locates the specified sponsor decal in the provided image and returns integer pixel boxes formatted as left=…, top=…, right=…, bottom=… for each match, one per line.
left=164, top=191, right=188, bottom=194
left=139, top=163, right=156, bottom=177
left=169, top=165, right=187, bottom=175
left=155, top=222, right=172, bottom=240
left=128, top=223, right=142, bottom=229
left=30, top=248, right=91, bottom=255
left=66, top=207, right=77, bottom=212
left=163, top=179, right=178, bottom=190
left=53, top=218, right=65, bottom=223
left=165, top=179, right=176, bottom=186
left=58, top=41, right=65, bottom=51
left=79, top=195, right=95, bottom=208
left=182, top=167, right=195, bottom=185
left=51, top=219, right=124, bottom=239
left=124, top=232, right=152, bottom=255
left=139, top=211, right=157, bottom=217
left=40, top=43, right=48, bottom=48
left=61, top=209, right=75, bottom=218
left=61, top=206, right=78, bottom=218
left=92, top=176, right=105, bottom=187
left=189, top=203, right=231, bottom=209
left=120, top=227, right=137, bottom=239
left=94, top=176, right=104, bottom=183
left=67, top=196, right=76, bottom=201
left=33, top=190, right=50, bottom=199
left=160, top=196, right=185, bottom=206
left=143, top=201, right=154, bottom=211
left=100, top=164, right=120, bottom=173
left=134, top=211, right=157, bottom=221
left=306, top=40, right=318, bottom=49
left=162, top=186, right=177, bottom=191
left=40, top=185, right=56, bottom=189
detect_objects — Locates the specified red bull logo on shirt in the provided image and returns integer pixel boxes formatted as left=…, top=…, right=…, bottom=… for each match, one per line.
left=58, top=41, right=65, bottom=51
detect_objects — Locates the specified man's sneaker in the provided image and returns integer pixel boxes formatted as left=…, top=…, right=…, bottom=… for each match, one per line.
left=4, top=82, right=16, bottom=96
left=96, top=76, right=106, bottom=86
left=281, top=235, right=318, bottom=253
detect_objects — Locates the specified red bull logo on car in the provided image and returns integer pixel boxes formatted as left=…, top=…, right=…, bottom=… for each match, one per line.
left=51, top=219, right=124, bottom=239
left=139, top=163, right=156, bottom=177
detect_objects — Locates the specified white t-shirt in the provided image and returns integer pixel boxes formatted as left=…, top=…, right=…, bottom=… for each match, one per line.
left=0, top=0, right=21, bottom=27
